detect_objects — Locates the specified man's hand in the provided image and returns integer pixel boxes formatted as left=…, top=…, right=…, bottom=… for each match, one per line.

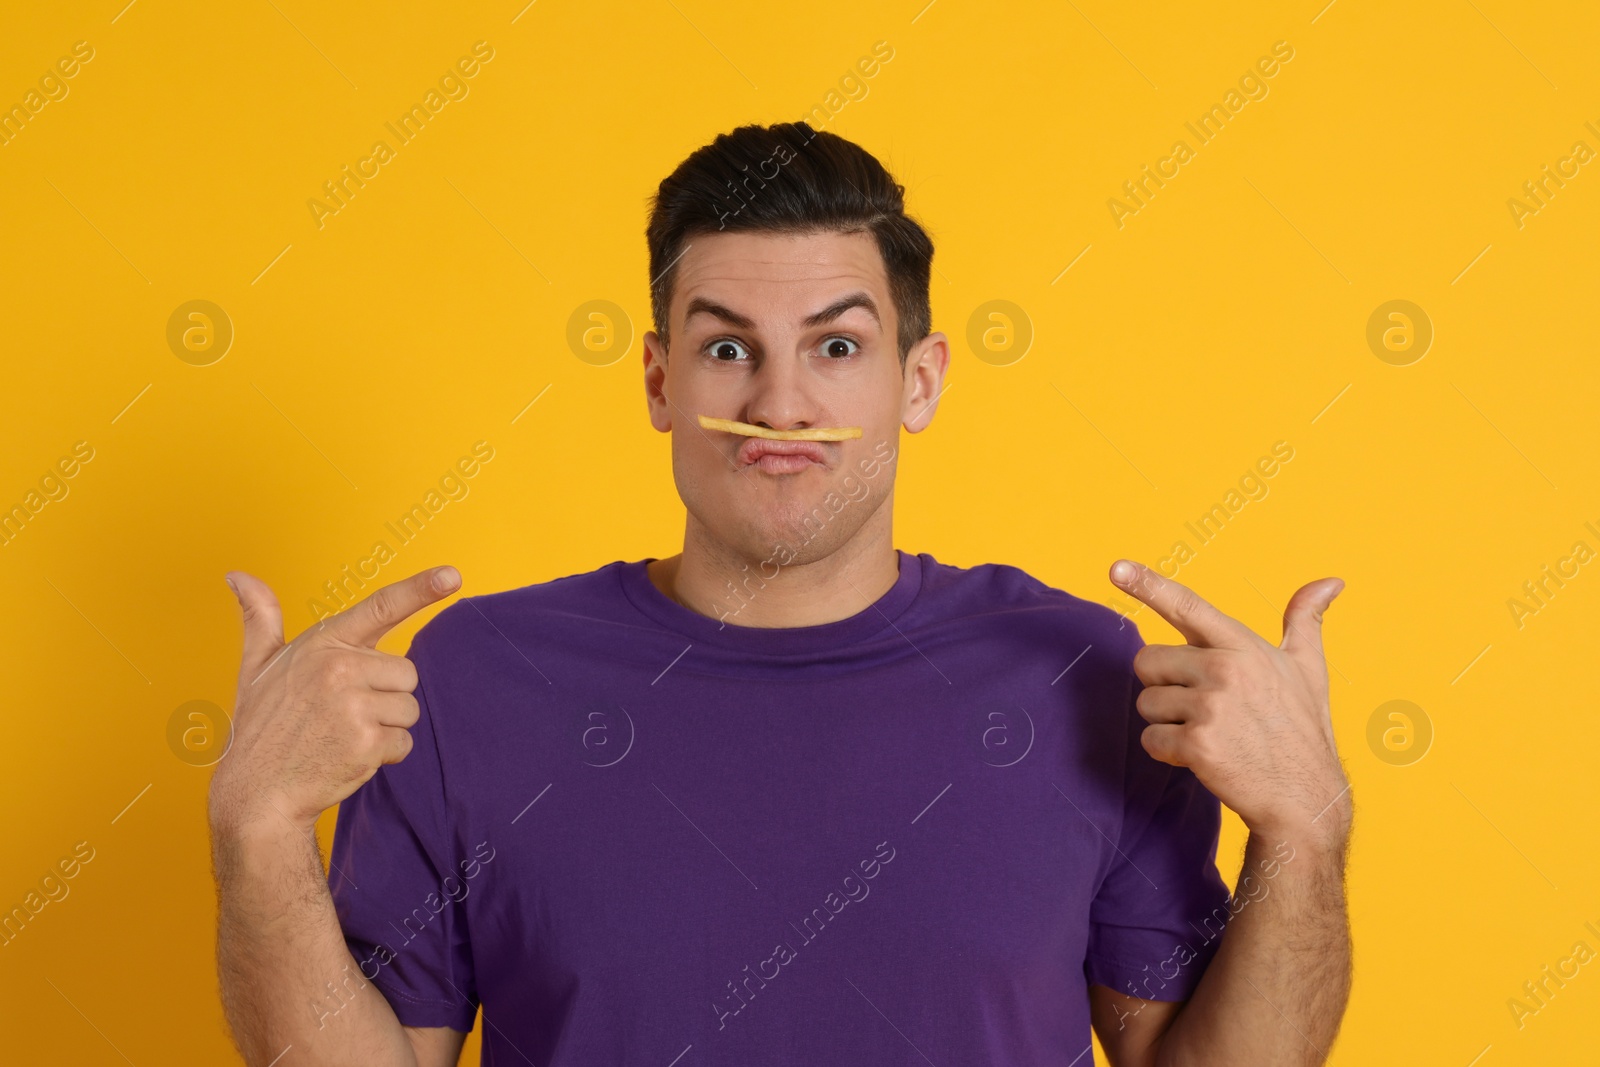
left=207, top=566, right=464, bottom=1067
left=208, top=566, right=461, bottom=839
left=1108, top=559, right=1350, bottom=853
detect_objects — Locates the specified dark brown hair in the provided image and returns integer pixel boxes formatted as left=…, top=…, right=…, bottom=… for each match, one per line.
left=646, top=122, right=934, bottom=364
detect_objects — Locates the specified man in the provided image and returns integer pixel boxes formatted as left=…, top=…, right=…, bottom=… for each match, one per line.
left=209, top=121, right=1353, bottom=1066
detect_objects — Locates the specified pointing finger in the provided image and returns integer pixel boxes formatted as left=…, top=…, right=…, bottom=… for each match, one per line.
left=1109, top=560, right=1253, bottom=650
left=328, top=566, right=461, bottom=649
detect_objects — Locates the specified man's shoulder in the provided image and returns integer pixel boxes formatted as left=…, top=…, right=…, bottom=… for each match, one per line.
left=409, top=558, right=636, bottom=653
left=914, top=552, right=1142, bottom=651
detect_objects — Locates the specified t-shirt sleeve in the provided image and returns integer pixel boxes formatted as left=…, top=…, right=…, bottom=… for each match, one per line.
left=327, top=650, right=479, bottom=1032
left=1083, top=622, right=1233, bottom=1002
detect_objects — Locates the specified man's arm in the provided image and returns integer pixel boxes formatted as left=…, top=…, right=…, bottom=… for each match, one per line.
left=1090, top=989, right=1179, bottom=1065
left=1153, top=827, right=1349, bottom=1064
left=1090, top=826, right=1351, bottom=1065
left=208, top=567, right=468, bottom=1066
left=212, top=814, right=466, bottom=1066
left=1089, top=559, right=1354, bottom=1065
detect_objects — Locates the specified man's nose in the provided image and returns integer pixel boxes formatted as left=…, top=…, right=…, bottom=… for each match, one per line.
left=742, top=351, right=819, bottom=431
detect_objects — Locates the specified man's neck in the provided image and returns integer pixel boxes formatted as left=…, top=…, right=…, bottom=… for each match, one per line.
left=646, top=515, right=900, bottom=630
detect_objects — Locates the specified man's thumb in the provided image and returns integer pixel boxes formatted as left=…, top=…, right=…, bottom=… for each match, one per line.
left=226, top=571, right=285, bottom=675
left=1281, top=576, right=1343, bottom=658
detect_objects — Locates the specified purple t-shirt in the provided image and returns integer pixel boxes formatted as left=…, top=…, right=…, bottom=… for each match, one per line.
left=329, top=550, right=1232, bottom=1064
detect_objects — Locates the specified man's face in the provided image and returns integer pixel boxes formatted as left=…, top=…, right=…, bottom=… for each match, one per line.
left=642, top=229, right=947, bottom=565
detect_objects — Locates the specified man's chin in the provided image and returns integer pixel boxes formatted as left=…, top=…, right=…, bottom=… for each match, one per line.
left=688, top=476, right=871, bottom=562
left=704, top=510, right=836, bottom=566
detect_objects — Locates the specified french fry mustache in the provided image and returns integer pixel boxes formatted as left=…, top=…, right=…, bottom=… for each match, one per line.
left=697, top=414, right=863, bottom=441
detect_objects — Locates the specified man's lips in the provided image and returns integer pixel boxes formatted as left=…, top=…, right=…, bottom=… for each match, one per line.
left=696, top=413, right=859, bottom=473
left=737, top=437, right=827, bottom=471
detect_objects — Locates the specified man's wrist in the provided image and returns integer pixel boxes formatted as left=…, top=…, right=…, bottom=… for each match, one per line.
left=209, top=772, right=317, bottom=835
left=210, top=793, right=320, bottom=872
left=1247, top=815, right=1349, bottom=868
left=1246, top=794, right=1352, bottom=865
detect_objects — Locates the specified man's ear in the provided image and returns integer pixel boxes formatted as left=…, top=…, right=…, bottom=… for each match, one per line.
left=901, top=331, right=950, bottom=433
left=643, top=329, right=672, bottom=433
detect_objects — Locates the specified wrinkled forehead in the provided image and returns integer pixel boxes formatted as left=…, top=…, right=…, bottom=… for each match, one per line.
left=670, top=230, right=890, bottom=327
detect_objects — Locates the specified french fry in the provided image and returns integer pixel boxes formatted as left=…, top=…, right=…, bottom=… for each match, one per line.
left=697, top=414, right=863, bottom=441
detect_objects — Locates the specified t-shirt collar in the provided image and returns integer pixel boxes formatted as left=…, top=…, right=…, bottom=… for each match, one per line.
left=617, top=548, right=923, bottom=657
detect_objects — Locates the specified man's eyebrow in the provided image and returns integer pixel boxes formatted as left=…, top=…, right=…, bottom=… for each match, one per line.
left=682, top=297, right=755, bottom=330
left=803, top=292, right=880, bottom=330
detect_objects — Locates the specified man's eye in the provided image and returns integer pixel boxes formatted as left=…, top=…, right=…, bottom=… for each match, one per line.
left=821, top=336, right=859, bottom=359
left=708, top=339, right=750, bottom=362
